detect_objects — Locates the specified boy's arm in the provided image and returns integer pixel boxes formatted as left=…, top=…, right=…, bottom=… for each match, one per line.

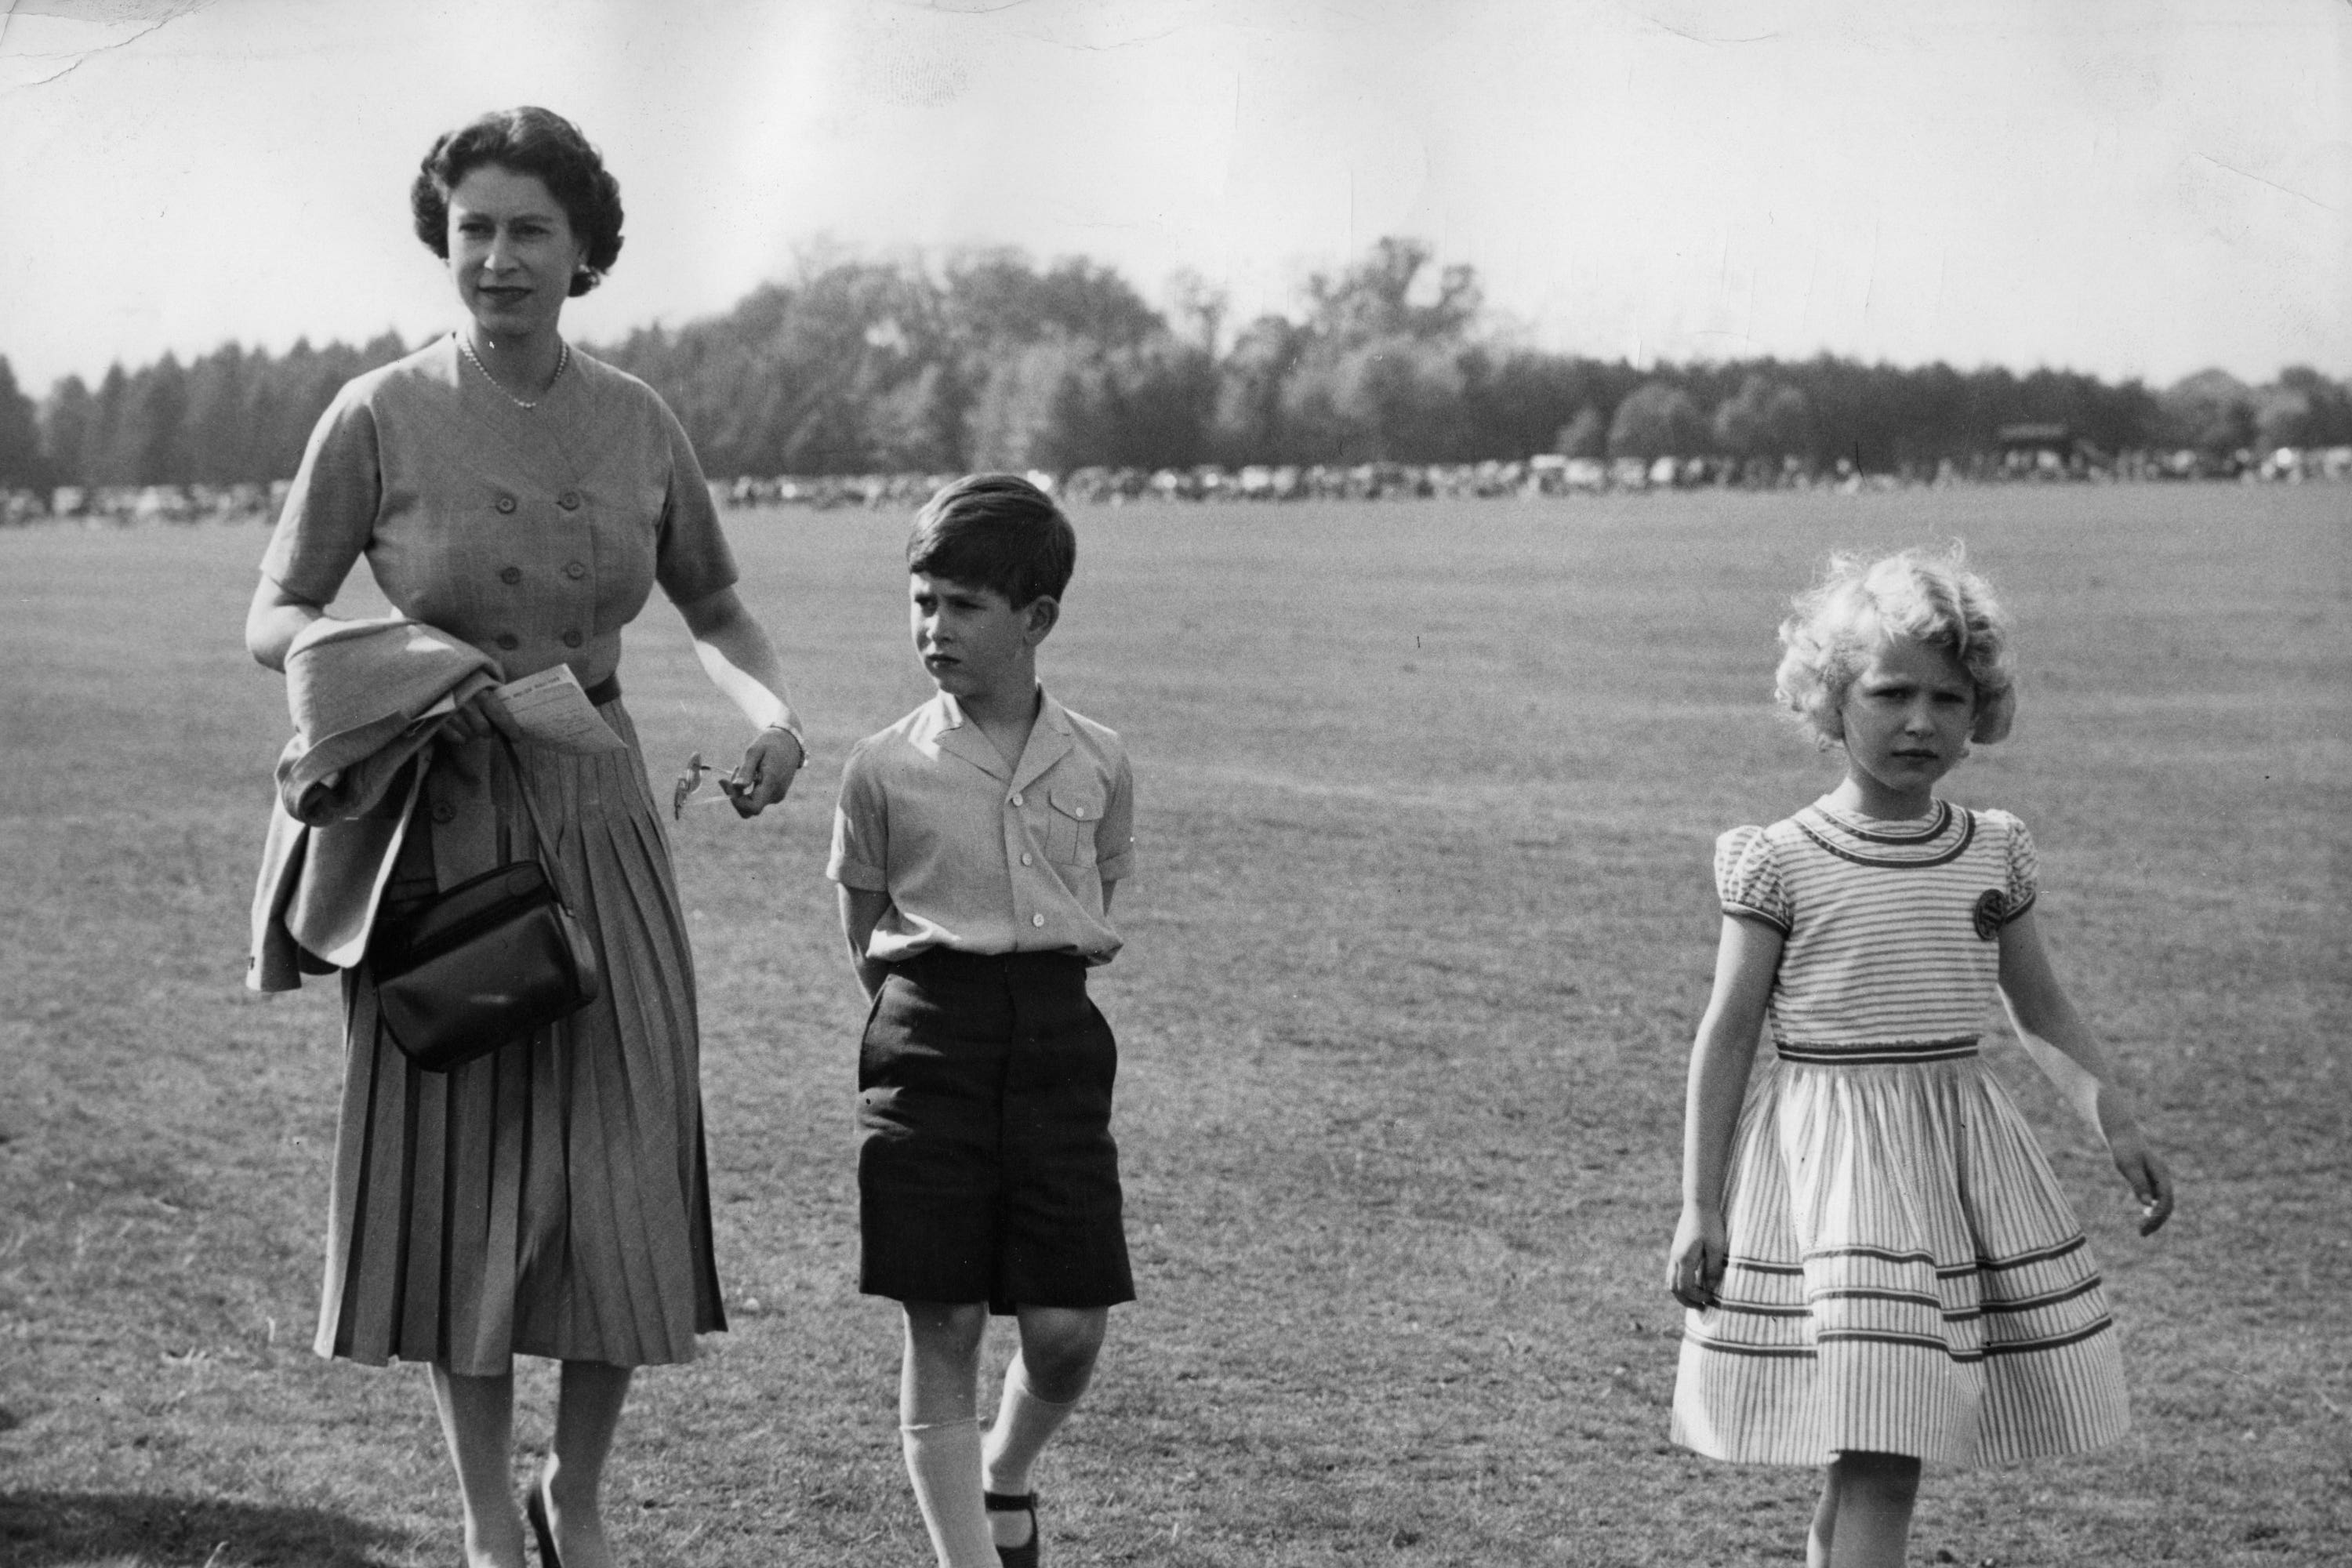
left=1093, top=748, right=1137, bottom=886
left=1998, top=907, right=2175, bottom=1234
left=838, top=886, right=893, bottom=1002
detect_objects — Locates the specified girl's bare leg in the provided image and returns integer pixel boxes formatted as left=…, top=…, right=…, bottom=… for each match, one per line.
left=1807, top=1465, right=1840, bottom=1568
left=1824, top=1450, right=1921, bottom=1568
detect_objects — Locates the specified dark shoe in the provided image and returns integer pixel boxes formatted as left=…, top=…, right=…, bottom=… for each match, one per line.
left=983, top=1489, right=1040, bottom=1568
left=525, top=1479, right=563, bottom=1568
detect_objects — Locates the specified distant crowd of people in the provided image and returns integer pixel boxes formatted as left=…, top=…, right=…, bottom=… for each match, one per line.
left=9, top=441, right=2349, bottom=530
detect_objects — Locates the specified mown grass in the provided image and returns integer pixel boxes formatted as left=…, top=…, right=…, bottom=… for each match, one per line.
left=2, top=484, right=2347, bottom=1566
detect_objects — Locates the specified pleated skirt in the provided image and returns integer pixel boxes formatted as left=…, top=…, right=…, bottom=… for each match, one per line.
left=314, top=699, right=725, bottom=1375
left=1671, top=1047, right=2129, bottom=1468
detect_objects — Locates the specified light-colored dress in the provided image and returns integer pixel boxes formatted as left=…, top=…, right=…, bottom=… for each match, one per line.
left=261, top=335, right=735, bottom=1375
left=1671, top=798, right=2129, bottom=1467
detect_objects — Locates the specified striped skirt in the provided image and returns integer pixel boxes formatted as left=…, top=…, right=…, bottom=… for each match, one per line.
left=1671, top=1043, right=2129, bottom=1467
left=314, top=699, right=724, bottom=1376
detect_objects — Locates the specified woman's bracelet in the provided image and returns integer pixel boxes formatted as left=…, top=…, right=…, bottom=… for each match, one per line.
left=762, top=720, right=808, bottom=768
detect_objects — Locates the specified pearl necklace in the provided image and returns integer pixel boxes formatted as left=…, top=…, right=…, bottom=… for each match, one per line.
left=461, top=336, right=570, bottom=410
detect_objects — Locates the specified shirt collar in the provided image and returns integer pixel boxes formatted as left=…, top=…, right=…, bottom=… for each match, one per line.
left=921, top=688, right=1073, bottom=785
left=1011, top=691, right=1075, bottom=793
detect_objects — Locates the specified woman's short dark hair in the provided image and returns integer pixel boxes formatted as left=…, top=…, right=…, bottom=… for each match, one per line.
left=410, top=107, right=623, bottom=296
left=906, top=474, right=1077, bottom=607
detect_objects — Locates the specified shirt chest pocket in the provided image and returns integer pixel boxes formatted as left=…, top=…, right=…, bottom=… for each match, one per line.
left=1044, top=788, right=1102, bottom=867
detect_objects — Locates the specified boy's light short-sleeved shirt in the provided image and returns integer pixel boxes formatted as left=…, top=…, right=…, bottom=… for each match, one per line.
left=828, top=689, right=1134, bottom=964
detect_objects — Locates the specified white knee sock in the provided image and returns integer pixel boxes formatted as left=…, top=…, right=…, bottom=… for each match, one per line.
left=901, top=1417, right=996, bottom=1568
left=982, top=1359, right=1082, bottom=1497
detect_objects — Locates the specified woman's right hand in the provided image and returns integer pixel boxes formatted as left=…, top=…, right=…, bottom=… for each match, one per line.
left=1667, top=1203, right=1728, bottom=1311
left=720, top=724, right=804, bottom=817
left=441, top=689, right=502, bottom=742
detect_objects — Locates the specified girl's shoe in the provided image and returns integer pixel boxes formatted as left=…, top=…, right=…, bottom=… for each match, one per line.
left=524, top=1479, right=563, bottom=1568
left=983, top=1490, right=1040, bottom=1568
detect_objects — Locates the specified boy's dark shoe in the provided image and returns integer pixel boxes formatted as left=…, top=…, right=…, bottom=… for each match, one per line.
left=985, top=1490, right=1040, bottom=1567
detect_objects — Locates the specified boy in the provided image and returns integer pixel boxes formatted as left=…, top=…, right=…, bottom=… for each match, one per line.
left=827, top=474, right=1137, bottom=1568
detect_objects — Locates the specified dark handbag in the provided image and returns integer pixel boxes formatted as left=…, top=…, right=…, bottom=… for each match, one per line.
left=368, top=730, right=601, bottom=1071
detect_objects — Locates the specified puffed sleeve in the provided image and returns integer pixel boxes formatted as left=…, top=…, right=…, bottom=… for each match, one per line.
left=826, top=738, right=890, bottom=892
left=1987, top=809, right=2039, bottom=924
left=652, top=397, right=740, bottom=605
left=260, top=382, right=381, bottom=604
left=1715, top=825, right=1791, bottom=933
left=1094, top=747, right=1137, bottom=884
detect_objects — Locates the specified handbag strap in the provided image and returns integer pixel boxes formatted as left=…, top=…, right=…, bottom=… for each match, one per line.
left=491, top=727, right=582, bottom=913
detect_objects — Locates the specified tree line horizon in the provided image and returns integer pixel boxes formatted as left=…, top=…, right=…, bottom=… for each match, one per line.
left=3, top=237, right=2347, bottom=492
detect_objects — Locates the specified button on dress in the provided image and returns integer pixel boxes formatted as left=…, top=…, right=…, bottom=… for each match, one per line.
left=261, top=335, right=738, bottom=1374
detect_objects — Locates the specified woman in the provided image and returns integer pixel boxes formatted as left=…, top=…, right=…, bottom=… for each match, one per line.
left=245, top=107, right=799, bottom=1568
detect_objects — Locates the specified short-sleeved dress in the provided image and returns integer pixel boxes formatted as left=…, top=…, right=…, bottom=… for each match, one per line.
left=261, top=335, right=737, bottom=1376
left=1670, top=798, right=2130, bottom=1468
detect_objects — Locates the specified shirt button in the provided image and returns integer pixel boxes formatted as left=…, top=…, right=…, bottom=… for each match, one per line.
left=1032, top=913, right=1046, bottom=927
left=499, top=566, right=522, bottom=584
left=558, top=490, right=582, bottom=510
left=495, top=633, right=519, bottom=650
left=1011, top=793, right=1024, bottom=807
left=564, top=561, right=587, bottom=579
left=495, top=495, right=517, bottom=514
left=430, top=801, right=456, bottom=824
left=1021, top=852, right=1033, bottom=866
left=561, top=630, right=583, bottom=648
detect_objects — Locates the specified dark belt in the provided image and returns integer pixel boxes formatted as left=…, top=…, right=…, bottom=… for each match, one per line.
left=895, top=947, right=1088, bottom=984
left=583, top=673, right=621, bottom=706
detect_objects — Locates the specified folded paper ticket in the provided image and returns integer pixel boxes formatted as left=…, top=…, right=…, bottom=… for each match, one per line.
left=485, top=666, right=626, bottom=754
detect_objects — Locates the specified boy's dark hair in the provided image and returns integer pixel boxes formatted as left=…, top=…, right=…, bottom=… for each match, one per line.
left=411, top=107, right=625, bottom=297
left=906, top=474, right=1077, bottom=606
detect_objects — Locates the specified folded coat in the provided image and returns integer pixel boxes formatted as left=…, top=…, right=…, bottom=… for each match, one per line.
left=247, top=616, right=501, bottom=992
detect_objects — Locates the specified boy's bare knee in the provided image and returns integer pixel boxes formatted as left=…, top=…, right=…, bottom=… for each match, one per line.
left=899, top=1301, right=991, bottom=1425
left=1015, top=1306, right=1107, bottom=1399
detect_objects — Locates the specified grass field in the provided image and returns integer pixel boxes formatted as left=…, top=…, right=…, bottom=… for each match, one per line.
left=2, top=484, right=2347, bottom=1566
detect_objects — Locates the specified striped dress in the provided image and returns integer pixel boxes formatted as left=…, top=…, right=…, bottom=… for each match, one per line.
left=1670, top=798, right=2130, bottom=1468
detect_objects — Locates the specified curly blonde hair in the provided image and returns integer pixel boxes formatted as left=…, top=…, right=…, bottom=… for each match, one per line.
left=1774, top=545, right=2016, bottom=746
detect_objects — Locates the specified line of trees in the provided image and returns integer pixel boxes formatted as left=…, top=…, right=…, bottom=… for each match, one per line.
left=4, top=238, right=2349, bottom=492
left=0, top=335, right=410, bottom=494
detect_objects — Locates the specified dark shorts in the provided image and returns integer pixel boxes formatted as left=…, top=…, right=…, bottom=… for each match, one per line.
left=856, top=948, right=1134, bottom=1314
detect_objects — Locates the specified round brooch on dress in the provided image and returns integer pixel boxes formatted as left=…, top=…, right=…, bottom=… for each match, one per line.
left=1972, top=888, right=2009, bottom=941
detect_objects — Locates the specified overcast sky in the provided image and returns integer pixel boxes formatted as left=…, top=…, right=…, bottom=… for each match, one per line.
left=2, top=0, right=2346, bottom=396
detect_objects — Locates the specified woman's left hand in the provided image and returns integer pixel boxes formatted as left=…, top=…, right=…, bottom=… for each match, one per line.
left=720, top=727, right=804, bottom=817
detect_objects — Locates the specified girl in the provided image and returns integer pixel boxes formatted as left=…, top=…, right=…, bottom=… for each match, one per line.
left=1665, top=546, right=2174, bottom=1568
